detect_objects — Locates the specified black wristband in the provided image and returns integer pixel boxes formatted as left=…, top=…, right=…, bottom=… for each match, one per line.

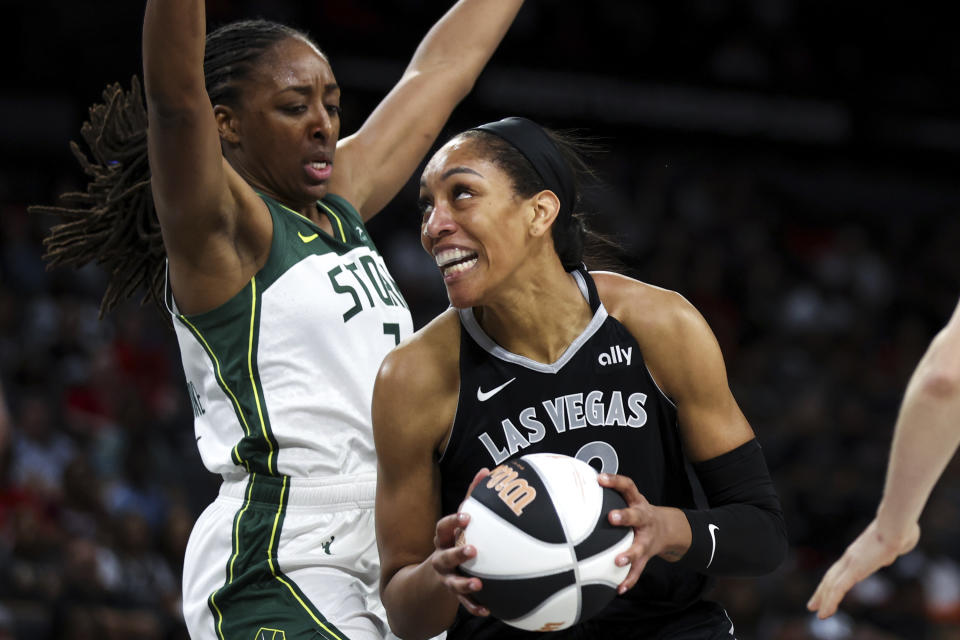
left=677, top=438, right=787, bottom=576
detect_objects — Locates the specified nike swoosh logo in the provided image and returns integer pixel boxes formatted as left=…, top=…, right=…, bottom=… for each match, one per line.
left=707, top=524, right=719, bottom=569
left=477, top=377, right=516, bottom=402
left=298, top=231, right=319, bottom=243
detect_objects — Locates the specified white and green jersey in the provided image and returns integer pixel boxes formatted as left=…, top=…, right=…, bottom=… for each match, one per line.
left=169, top=193, right=413, bottom=479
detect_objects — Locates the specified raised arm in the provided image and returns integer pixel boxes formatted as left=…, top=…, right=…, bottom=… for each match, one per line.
left=143, top=1, right=227, bottom=246
left=808, top=297, right=960, bottom=619
left=143, top=1, right=268, bottom=314
left=330, top=0, right=524, bottom=219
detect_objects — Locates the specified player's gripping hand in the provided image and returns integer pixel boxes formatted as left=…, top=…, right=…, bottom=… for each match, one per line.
left=431, top=468, right=492, bottom=617
left=599, top=472, right=690, bottom=595
left=807, top=518, right=920, bottom=619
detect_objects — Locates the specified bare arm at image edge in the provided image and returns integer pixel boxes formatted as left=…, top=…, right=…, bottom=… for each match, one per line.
left=808, top=296, right=960, bottom=619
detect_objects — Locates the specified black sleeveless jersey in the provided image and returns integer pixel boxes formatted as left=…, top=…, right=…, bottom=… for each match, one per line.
left=439, top=270, right=730, bottom=639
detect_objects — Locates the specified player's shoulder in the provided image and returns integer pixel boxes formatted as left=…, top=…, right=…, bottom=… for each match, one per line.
left=591, top=270, right=702, bottom=340
left=374, top=309, right=461, bottom=451
left=592, top=270, right=728, bottom=403
left=376, top=308, right=461, bottom=398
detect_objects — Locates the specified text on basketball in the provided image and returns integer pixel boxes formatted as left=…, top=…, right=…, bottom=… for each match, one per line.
left=487, top=464, right=538, bottom=516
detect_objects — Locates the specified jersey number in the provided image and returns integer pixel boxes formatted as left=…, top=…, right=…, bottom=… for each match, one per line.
left=383, top=323, right=400, bottom=346
left=574, top=441, right=620, bottom=475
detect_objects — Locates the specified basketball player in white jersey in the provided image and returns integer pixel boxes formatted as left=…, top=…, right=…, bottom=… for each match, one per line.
left=35, top=1, right=526, bottom=638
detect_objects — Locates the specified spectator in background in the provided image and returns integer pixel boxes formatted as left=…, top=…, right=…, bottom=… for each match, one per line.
left=4, top=5, right=959, bottom=634
left=0, top=381, right=9, bottom=461
left=0, top=604, right=14, bottom=640
left=8, top=390, right=75, bottom=500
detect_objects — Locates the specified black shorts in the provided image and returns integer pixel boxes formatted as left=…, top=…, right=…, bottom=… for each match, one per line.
left=448, top=600, right=737, bottom=640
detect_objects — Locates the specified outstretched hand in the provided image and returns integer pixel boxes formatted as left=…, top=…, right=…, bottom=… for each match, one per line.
left=431, top=468, right=492, bottom=617
left=807, top=518, right=920, bottom=619
left=598, top=472, right=685, bottom=595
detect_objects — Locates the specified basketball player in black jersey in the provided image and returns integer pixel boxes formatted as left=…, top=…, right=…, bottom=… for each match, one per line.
left=372, top=117, right=788, bottom=639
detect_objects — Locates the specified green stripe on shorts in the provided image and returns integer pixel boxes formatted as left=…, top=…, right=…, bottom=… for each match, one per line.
left=208, top=474, right=348, bottom=640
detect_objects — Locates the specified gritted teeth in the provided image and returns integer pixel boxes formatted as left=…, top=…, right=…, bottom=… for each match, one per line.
left=442, top=257, right=478, bottom=276
left=435, top=248, right=478, bottom=268
left=309, top=161, right=329, bottom=169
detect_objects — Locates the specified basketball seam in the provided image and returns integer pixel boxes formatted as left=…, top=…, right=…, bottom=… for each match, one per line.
left=528, top=455, right=584, bottom=626
left=460, top=497, right=572, bottom=579
left=501, top=582, right=581, bottom=628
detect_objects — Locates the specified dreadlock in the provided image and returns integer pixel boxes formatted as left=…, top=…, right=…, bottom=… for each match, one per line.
left=29, top=19, right=321, bottom=319
left=29, top=77, right=158, bottom=318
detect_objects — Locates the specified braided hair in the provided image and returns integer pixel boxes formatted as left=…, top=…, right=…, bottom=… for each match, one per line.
left=29, top=20, right=319, bottom=318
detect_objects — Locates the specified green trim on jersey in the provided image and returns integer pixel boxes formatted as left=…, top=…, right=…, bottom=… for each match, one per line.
left=172, top=192, right=408, bottom=639
left=173, top=193, right=378, bottom=476
left=208, top=474, right=347, bottom=640
left=175, top=275, right=277, bottom=475
left=260, top=192, right=349, bottom=244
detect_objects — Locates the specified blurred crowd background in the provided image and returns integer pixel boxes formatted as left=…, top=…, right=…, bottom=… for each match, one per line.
left=2, top=1, right=959, bottom=638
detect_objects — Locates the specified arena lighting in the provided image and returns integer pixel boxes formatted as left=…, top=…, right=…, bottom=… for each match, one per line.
left=476, top=69, right=850, bottom=143
left=333, top=57, right=960, bottom=152
left=9, top=62, right=956, bottom=156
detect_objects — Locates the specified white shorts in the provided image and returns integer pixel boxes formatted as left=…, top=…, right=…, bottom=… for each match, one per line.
left=182, top=473, right=396, bottom=640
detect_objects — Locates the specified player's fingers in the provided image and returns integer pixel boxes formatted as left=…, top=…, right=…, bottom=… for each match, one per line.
left=611, top=532, right=651, bottom=595
left=607, top=502, right=650, bottom=529
left=820, top=568, right=861, bottom=619
left=616, top=555, right=648, bottom=594
left=811, top=581, right=842, bottom=619
left=435, top=512, right=469, bottom=548
left=441, top=569, right=480, bottom=593
left=432, top=540, right=478, bottom=574
left=598, top=473, right=643, bottom=503
left=439, top=567, right=488, bottom=616
left=457, top=593, right=490, bottom=617
left=608, top=508, right=630, bottom=527
left=465, top=468, right=491, bottom=498
left=816, top=596, right=840, bottom=619
left=806, top=572, right=828, bottom=611
left=439, top=568, right=488, bottom=618
left=808, top=562, right=853, bottom=619
left=807, top=578, right=832, bottom=616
